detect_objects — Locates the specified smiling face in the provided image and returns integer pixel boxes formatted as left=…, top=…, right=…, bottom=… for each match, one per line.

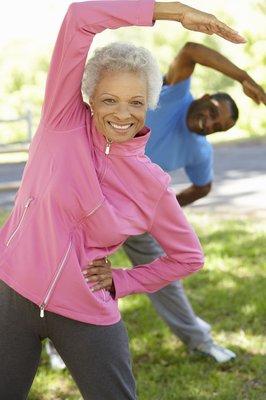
left=187, top=94, right=236, bottom=136
left=90, top=70, right=148, bottom=143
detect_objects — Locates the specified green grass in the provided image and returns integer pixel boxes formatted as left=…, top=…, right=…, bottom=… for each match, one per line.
left=0, top=211, right=265, bottom=399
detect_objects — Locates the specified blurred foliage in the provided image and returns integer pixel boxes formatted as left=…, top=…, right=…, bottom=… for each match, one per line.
left=0, top=0, right=265, bottom=143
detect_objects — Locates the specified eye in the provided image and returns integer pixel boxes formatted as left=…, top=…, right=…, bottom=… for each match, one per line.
left=210, top=105, right=219, bottom=119
left=103, top=98, right=116, bottom=104
left=131, top=100, right=144, bottom=107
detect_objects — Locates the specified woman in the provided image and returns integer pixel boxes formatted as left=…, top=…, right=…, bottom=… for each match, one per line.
left=0, top=1, right=244, bottom=399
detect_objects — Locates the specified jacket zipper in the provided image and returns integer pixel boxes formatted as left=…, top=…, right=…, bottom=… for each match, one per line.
left=97, top=138, right=111, bottom=183
left=6, top=197, right=34, bottom=247
left=101, top=140, right=110, bottom=301
left=39, top=239, right=72, bottom=318
left=98, top=156, right=108, bottom=183
left=105, top=138, right=112, bottom=155
left=102, top=289, right=106, bottom=301
left=40, top=139, right=111, bottom=317
left=86, top=200, right=105, bottom=217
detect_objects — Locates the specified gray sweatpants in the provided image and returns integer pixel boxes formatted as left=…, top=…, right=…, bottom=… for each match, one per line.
left=123, top=233, right=213, bottom=350
left=0, top=280, right=136, bottom=400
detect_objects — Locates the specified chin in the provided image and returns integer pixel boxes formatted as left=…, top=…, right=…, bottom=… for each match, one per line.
left=196, top=131, right=207, bottom=137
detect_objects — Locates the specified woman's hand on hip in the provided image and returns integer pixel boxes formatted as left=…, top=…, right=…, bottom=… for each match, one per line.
left=82, top=257, right=114, bottom=292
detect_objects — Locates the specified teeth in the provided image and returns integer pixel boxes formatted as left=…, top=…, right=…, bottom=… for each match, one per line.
left=109, top=122, right=132, bottom=130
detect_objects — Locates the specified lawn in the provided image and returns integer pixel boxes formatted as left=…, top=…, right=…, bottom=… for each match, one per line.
left=0, top=211, right=265, bottom=400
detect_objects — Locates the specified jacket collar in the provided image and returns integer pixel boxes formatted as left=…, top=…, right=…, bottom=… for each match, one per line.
left=91, top=116, right=150, bottom=157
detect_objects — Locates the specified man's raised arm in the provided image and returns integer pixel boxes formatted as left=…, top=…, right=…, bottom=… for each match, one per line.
left=165, top=42, right=266, bottom=105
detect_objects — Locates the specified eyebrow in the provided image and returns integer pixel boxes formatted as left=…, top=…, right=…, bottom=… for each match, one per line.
left=100, top=93, right=145, bottom=99
left=210, top=101, right=220, bottom=116
left=100, top=92, right=144, bottom=99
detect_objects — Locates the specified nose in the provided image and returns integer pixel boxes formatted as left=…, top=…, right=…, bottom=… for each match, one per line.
left=205, top=111, right=219, bottom=133
left=114, top=103, right=131, bottom=120
left=205, top=118, right=213, bottom=132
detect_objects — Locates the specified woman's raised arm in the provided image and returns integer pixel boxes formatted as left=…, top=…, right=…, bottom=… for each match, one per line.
left=41, top=0, right=155, bottom=130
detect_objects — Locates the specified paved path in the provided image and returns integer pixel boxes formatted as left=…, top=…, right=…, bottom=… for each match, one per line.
left=170, top=140, right=266, bottom=216
left=0, top=139, right=266, bottom=216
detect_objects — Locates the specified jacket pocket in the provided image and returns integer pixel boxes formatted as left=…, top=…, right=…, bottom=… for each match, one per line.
left=95, top=288, right=112, bottom=303
left=5, top=197, right=34, bottom=247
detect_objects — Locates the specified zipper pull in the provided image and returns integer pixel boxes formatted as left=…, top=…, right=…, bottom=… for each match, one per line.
left=25, top=197, right=34, bottom=208
left=40, top=304, right=45, bottom=318
left=105, top=139, right=112, bottom=155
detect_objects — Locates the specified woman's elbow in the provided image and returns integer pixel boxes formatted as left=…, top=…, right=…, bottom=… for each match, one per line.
left=185, top=250, right=205, bottom=273
left=190, top=256, right=205, bottom=272
left=171, top=250, right=205, bottom=275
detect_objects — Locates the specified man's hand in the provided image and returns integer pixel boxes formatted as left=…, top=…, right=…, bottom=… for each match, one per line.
left=82, top=257, right=113, bottom=292
left=242, top=77, right=266, bottom=105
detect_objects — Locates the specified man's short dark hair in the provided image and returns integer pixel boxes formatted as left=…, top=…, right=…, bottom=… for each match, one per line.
left=211, top=92, right=239, bottom=122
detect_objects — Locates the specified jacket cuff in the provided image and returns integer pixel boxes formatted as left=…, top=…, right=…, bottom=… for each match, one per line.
left=137, top=0, right=156, bottom=27
left=112, top=268, right=132, bottom=300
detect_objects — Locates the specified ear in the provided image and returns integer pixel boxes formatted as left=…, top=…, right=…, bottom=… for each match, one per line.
left=89, top=97, right=95, bottom=113
left=198, top=93, right=211, bottom=100
left=200, top=93, right=211, bottom=101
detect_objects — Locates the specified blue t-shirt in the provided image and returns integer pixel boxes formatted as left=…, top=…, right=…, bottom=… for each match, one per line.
left=145, top=78, right=213, bottom=186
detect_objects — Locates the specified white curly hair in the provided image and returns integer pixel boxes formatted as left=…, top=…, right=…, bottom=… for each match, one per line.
left=82, top=42, right=162, bottom=110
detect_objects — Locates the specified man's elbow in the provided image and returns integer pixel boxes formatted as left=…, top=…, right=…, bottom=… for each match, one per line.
left=182, top=42, right=199, bottom=55
left=194, top=182, right=212, bottom=198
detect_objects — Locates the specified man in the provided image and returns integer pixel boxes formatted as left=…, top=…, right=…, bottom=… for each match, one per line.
left=123, top=42, right=266, bottom=363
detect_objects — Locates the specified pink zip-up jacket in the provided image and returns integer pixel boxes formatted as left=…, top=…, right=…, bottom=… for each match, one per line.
left=0, top=0, right=204, bottom=325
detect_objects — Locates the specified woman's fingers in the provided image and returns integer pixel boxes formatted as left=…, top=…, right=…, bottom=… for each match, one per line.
left=83, top=266, right=111, bottom=279
left=85, top=267, right=111, bottom=279
left=91, top=278, right=113, bottom=292
left=211, top=19, right=246, bottom=43
left=180, top=5, right=246, bottom=44
left=82, top=257, right=113, bottom=290
left=89, top=257, right=111, bottom=267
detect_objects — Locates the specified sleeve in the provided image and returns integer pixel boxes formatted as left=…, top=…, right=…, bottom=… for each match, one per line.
left=160, top=78, right=192, bottom=108
left=40, top=0, right=155, bottom=130
left=112, top=186, right=204, bottom=299
left=185, top=145, right=213, bottom=186
left=161, top=78, right=191, bottom=103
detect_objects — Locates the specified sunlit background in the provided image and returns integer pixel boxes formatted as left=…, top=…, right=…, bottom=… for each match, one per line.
left=0, top=2, right=265, bottom=399
left=0, top=0, right=265, bottom=144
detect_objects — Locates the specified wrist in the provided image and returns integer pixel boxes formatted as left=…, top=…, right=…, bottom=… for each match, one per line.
left=153, top=2, right=185, bottom=22
left=239, top=70, right=249, bottom=84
